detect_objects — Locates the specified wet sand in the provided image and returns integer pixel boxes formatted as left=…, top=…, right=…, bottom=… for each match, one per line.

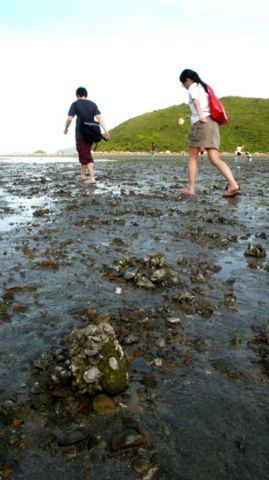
left=0, top=155, right=269, bottom=479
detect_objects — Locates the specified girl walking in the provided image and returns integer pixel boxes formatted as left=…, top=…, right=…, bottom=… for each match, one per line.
left=179, top=69, right=240, bottom=197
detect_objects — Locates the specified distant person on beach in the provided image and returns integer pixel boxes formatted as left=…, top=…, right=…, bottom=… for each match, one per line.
left=235, top=145, right=243, bottom=158
left=199, top=146, right=205, bottom=157
left=245, top=151, right=252, bottom=162
left=179, top=69, right=240, bottom=197
left=64, top=87, right=109, bottom=184
left=151, top=142, right=156, bottom=158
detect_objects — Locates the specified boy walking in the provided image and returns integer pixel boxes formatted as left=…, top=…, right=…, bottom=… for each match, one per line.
left=64, top=87, right=109, bottom=184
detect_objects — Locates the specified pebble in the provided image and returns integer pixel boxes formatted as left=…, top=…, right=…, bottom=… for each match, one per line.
left=92, top=394, right=116, bottom=413
left=30, top=383, right=43, bottom=395
left=123, top=334, right=139, bottom=345
left=57, top=429, right=90, bottom=447
left=132, top=457, right=150, bottom=474
left=110, top=428, right=148, bottom=452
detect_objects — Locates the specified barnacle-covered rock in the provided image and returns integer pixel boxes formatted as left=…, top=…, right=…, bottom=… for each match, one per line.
left=65, top=323, right=129, bottom=396
left=144, top=252, right=166, bottom=267
left=244, top=243, right=266, bottom=258
left=150, top=268, right=168, bottom=283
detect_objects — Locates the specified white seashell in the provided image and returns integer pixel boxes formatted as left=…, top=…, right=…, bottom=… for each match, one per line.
left=153, top=358, right=163, bottom=366
left=114, top=340, right=124, bottom=358
left=109, top=357, right=119, bottom=371
left=166, top=317, right=181, bottom=324
left=83, top=367, right=102, bottom=383
left=84, top=348, right=99, bottom=357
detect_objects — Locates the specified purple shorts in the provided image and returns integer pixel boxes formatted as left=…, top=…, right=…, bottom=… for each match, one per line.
left=76, top=138, right=93, bottom=165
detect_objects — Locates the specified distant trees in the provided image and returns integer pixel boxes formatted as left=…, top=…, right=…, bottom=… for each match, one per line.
left=97, top=97, right=269, bottom=153
left=32, top=150, right=47, bottom=156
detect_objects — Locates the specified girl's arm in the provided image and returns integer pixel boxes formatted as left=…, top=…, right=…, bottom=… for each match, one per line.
left=193, top=99, right=208, bottom=123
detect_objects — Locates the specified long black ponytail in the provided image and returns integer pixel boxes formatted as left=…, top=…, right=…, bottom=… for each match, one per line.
left=179, top=69, right=208, bottom=93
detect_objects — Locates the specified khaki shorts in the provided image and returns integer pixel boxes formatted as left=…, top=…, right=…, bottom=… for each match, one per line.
left=188, top=117, right=220, bottom=149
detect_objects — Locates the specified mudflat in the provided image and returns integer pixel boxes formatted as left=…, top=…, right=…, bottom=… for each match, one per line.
left=0, top=155, right=268, bottom=480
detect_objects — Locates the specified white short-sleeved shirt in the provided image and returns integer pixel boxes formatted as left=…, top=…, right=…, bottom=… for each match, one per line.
left=188, top=82, right=210, bottom=124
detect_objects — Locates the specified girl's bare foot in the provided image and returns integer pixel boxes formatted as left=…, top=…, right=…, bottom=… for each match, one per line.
left=180, top=188, right=195, bottom=196
left=223, top=186, right=240, bottom=197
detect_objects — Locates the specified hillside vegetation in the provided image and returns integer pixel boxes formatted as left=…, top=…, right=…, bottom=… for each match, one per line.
left=98, top=97, right=269, bottom=153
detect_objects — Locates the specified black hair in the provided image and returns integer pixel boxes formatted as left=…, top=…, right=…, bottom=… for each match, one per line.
left=76, top=87, right=88, bottom=97
left=179, top=69, right=208, bottom=93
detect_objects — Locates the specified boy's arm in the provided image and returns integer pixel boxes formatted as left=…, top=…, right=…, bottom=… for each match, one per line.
left=64, top=115, right=73, bottom=134
left=95, top=114, right=110, bottom=139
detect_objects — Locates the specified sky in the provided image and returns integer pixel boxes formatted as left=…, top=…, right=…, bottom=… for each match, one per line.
left=0, top=0, right=268, bottom=154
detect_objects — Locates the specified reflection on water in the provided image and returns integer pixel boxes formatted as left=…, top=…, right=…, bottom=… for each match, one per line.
left=0, top=188, right=55, bottom=232
left=0, top=155, right=116, bottom=164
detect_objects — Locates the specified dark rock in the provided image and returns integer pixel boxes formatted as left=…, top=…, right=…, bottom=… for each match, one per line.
left=244, top=243, right=266, bottom=258
left=57, top=428, right=90, bottom=447
left=110, top=428, right=148, bottom=452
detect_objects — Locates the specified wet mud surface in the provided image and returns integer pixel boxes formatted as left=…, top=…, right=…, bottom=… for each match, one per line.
left=0, top=156, right=269, bottom=479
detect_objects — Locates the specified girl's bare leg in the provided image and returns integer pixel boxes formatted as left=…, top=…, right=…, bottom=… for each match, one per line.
left=207, top=149, right=239, bottom=191
left=180, top=147, right=199, bottom=195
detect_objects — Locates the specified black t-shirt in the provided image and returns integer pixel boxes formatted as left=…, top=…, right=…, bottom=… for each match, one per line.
left=68, top=99, right=101, bottom=139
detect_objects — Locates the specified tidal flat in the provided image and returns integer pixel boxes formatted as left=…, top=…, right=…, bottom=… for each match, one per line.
left=0, top=155, right=269, bottom=480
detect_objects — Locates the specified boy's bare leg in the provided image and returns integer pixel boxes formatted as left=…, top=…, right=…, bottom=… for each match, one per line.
left=85, top=162, right=96, bottom=184
left=79, top=164, right=87, bottom=179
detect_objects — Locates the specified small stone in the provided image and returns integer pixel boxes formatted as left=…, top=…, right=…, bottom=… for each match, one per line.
left=143, top=466, right=159, bottom=480
left=244, top=243, right=266, bottom=258
left=153, top=358, right=163, bottom=367
left=57, top=429, right=89, bottom=447
left=110, top=429, right=148, bottom=452
left=87, top=306, right=97, bottom=321
left=155, top=338, right=166, bottom=348
left=141, top=372, right=157, bottom=388
left=92, top=394, right=116, bottom=413
left=230, top=336, right=242, bottom=346
left=132, top=457, right=150, bottom=474
left=96, top=313, right=111, bottom=325
left=123, top=334, right=139, bottom=345
left=30, top=383, right=43, bottom=395
left=124, top=269, right=137, bottom=280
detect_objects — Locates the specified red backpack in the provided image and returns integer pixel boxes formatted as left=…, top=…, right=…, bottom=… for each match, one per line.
left=207, top=85, right=228, bottom=125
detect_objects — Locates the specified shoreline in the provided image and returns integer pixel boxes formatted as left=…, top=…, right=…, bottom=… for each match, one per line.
left=1, top=151, right=269, bottom=159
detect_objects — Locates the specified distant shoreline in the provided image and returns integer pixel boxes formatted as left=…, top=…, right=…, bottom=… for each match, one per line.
left=1, top=151, right=269, bottom=159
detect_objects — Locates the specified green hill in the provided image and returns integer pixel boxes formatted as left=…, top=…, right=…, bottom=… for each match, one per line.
left=97, top=97, right=269, bottom=153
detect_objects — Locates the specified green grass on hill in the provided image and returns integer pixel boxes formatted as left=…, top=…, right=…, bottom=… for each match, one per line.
left=97, top=97, right=269, bottom=153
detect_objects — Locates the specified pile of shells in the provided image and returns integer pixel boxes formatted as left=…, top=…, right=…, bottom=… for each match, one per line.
left=249, top=324, right=269, bottom=375
left=65, top=322, right=129, bottom=396
left=103, top=252, right=181, bottom=290
left=249, top=325, right=269, bottom=355
left=31, top=323, right=129, bottom=398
